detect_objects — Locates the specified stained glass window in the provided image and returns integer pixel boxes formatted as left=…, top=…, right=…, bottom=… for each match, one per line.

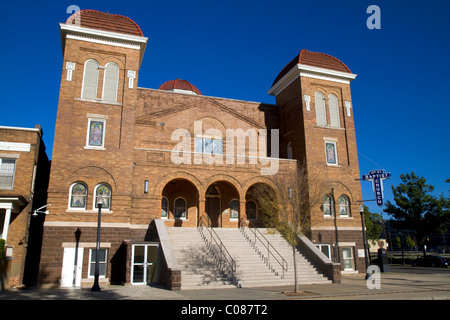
left=339, top=195, right=350, bottom=216
left=323, top=195, right=333, bottom=216
left=88, top=120, right=105, bottom=147
left=95, top=184, right=111, bottom=210
left=70, top=183, right=87, bottom=209
left=325, top=142, right=337, bottom=165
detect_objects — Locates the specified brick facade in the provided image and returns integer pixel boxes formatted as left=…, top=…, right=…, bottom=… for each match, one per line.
left=39, top=10, right=366, bottom=288
left=0, top=126, right=50, bottom=288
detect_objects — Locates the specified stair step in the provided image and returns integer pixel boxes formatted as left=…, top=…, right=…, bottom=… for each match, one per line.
left=166, top=227, right=331, bottom=289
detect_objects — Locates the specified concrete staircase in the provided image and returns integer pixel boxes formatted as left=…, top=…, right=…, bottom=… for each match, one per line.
left=218, top=228, right=331, bottom=287
left=241, top=228, right=332, bottom=285
left=167, top=227, right=237, bottom=290
left=167, top=227, right=331, bottom=290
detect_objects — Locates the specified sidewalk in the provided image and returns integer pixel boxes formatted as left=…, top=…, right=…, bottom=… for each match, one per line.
left=1, top=270, right=449, bottom=300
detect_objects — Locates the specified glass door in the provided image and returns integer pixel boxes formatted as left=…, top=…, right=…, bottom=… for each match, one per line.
left=131, top=244, right=160, bottom=285
left=342, top=247, right=355, bottom=271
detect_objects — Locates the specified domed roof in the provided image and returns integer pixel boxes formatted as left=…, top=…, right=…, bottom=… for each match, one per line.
left=159, top=79, right=202, bottom=95
left=65, top=9, right=144, bottom=37
left=272, top=49, right=352, bottom=86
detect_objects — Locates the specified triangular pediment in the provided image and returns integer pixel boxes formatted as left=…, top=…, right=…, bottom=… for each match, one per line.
left=135, top=90, right=266, bottom=129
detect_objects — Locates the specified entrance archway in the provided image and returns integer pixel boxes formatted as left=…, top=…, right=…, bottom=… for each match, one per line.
left=245, top=182, right=277, bottom=227
left=161, top=178, right=199, bottom=227
left=203, top=181, right=240, bottom=227
left=206, top=185, right=221, bottom=227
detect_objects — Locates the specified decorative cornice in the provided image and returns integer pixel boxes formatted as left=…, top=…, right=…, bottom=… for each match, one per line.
left=60, top=23, right=148, bottom=67
left=268, top=64, right=357, bottom=96
left=66, top=33, right=141, bottom=50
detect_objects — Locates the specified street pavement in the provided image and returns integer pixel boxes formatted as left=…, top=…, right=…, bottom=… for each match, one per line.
left=1, top=266, right=449, bottom=301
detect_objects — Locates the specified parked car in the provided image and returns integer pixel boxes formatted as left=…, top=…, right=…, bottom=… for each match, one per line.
left=411, top=255, right=449, bottom=268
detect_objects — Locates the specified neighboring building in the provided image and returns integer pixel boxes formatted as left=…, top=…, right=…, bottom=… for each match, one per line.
left=0, top=125, right=50, bottom=288
left=39, top=9, right=365, bottom=288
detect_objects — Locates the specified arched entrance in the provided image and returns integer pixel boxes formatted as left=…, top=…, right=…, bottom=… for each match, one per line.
left=161, top=178, right=199, bottom=227
left=244, top=182, right=278, bottom=227
left=204, top=181, right=240, bottom=227
left=206, top=185, right=221, bottom=227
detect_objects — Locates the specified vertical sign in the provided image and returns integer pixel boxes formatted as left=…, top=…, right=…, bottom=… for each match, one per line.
left=362, top=170, right=391, bottom=207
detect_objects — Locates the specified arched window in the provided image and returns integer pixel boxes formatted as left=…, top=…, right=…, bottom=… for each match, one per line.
left=69, top=182, right=88, bottom=209
left=94, top=183, right=112, bottom=210
left=328, top=94, right=340, bottom=128
left=315, top=92, right=326, bottom=126
left=323, top=195, right=333, bottom=216
left=82, top=59, right=99, bottom=100
left=174, top=198, right=186, bottom=219
left=338, top=195, right=350, bottom=217
left=286, top=141, right=293, bottom=159
left=161, top=197, right=168, bottom=219
left=102, top=62, right=119, bottom=103
left=230, top=199, right=239, bottom=220
left=246, top=200, right=257, bottom=220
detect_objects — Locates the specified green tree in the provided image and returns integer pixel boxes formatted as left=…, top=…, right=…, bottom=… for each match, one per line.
left=363, top=206, right=383, bottom=243
left=405, top=235, right=415, bottom=249
left=255, top=165, right=325, bottom=292
left=383, top=172, right=443, bottom=256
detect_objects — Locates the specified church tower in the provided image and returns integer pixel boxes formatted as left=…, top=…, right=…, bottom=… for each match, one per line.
left=269, top=50, right=366, bottom=272
left=40, top=10, right=148, bottom=286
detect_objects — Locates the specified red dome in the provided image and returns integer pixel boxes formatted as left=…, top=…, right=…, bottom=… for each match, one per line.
left=65, top=9, right=144, bottom=37
left=273, top=49, right=352, bottom=86
left=159, top=79, right=202, bottom=95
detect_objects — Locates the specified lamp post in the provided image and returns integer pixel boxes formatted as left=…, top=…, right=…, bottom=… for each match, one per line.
left=91, top=194, right=103, bottom=292
left=359, top=204, right=370, bottom=279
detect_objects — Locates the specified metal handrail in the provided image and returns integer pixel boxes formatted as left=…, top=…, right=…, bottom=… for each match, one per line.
left=239, top=218, right=288, bottom=278
left=198, top=216, right=237, bottom=282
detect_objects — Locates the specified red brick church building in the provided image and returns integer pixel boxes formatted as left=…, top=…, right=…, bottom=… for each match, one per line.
left=38, top=9, right=365, bottom=289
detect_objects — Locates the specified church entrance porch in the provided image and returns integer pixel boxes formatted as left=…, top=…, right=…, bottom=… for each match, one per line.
left=202, top=181, right=240, bottom=228
left=161, top=178, right=199, bottom=227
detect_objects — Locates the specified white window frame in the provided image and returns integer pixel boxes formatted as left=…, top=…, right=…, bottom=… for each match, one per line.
left=101, top=62, right=120, bottom=103
left=68, top=182, right=88, bottom=210
left=338, top=195, right=350, bottom=217
left=81, top=59, right=100, bottom=100
left=324, top=140, right=338, bottom=166
left=315, top=244, right=331, bottom=260
left=0, top=158, right=17, bottom=190
left=342, top=247, right=355, bottom=271
left=88, top=248, right=108, bottom=278
left=315, top=92, right=327, bottom=126
left=323, top=195, right=333, bottom=217
left=85, top=118, right=107, bottom=150
left=328, top=94, right=340, bottom=128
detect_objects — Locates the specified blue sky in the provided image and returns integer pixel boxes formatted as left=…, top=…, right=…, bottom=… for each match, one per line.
left=1, top=0, right=449, bottom=216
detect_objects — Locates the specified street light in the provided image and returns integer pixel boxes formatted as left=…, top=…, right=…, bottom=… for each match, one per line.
left=91, top=194, right=104, bottom=292
left=359, top=204, right=370, bottom=279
